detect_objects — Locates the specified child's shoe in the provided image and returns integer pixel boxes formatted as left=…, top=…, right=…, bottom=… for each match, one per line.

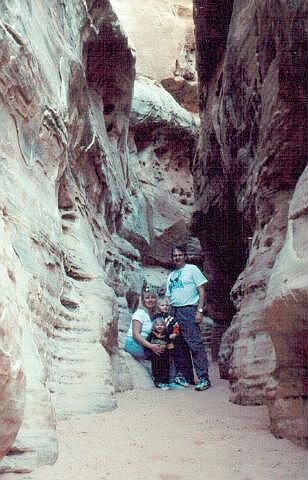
left=174, top=375, right=190, bottom=387
left=168, top=382, right=185, bottom=390
left=156, top=383, right=170, bottom=390
left=194, top=378, right=211, bottom=391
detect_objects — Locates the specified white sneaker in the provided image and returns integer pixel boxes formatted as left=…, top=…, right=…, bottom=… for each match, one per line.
left=174, top=376, right=190, bottom=387
left=168, top=382, right=185, bottom=390
left=156, top=383, right=170, bottom=390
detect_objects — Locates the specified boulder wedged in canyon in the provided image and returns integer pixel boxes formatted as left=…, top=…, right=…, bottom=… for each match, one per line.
left=0, top=0, right=199, bottom=472
left=193, top=0, right=308, bottom=446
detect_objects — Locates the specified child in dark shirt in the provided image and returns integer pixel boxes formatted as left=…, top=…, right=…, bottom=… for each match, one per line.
left=149, top=296, right=183, bottom=389
left=148, top=318, right=171, bottom=389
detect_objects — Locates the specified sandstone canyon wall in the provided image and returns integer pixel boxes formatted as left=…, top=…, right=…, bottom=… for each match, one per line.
left=112, top=0, right=198, bottom=112
left=193, top=0, right=308, bottom=447
left=0, top=0, right=198, bottom=472
left=1, top=0, right=306, bottom=472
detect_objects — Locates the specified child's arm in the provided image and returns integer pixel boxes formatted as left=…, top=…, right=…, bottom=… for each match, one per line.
left=132, top=321, right=162, bottom=356
left=172, top=322, right=180, bottom=336
left=165, top=315, right=174, bottom=333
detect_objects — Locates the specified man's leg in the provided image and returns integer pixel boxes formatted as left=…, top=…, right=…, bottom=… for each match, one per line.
left=176, top=306, right=209, bottom=381
left=172, top=325, right=194, bottom=384
left=168, top=352, right=177, bottom=383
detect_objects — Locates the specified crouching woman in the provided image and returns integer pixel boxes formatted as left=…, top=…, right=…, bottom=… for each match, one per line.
left=124, top=287, right=163, bottom=360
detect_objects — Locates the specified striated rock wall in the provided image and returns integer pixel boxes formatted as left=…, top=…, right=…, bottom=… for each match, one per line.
left=125, top=75, right=199, bottom=266
left=0, top=226, right=26, bottom=461
left=0, top=0, right=132, bottom=471
left=0, top=0, right=198, bottom=472
left=265, top=165, right=308, bottom=446
left=193, top=0, right=308, bottom=446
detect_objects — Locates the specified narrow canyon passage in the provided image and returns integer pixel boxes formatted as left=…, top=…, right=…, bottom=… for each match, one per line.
left=0, top=0, right=307, bottom=475
left=3, top=365, right=306, bottom=480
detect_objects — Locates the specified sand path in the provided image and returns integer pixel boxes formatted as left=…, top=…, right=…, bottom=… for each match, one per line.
left=2, top=365, right=307, bottom=480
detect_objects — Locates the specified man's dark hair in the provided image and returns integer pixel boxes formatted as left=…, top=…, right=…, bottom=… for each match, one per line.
left=171, top=244, right=187, bottom=257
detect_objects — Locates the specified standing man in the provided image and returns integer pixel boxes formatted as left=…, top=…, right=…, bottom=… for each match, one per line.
left=166, top=244, right=211, bottom=391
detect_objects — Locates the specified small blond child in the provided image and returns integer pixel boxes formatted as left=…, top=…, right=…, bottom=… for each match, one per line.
left=147, top=318, right=170, bottom=388
left=151, top=296, right=183, bottom=389
left=156, top=296, right=180, bottom=344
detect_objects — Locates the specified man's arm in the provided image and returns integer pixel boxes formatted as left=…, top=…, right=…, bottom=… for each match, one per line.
left=165, top=275, right=171, bottom=299
left=195, top=283, right=206, bottom=323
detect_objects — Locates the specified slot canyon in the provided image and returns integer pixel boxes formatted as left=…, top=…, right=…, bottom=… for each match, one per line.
left=0, top=1, right=307, bottom=478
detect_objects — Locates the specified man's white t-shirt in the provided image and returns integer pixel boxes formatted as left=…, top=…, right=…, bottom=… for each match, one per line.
left=166, top=263, right=208, bottom=307
left=126, top=308, right=153, bottom=338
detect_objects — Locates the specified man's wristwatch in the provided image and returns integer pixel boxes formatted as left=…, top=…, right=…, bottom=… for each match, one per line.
left=198, top=308, right=204, bottom=313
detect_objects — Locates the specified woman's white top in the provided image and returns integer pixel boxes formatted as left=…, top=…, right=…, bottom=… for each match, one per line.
left=126, top=308, right=153, bottom=339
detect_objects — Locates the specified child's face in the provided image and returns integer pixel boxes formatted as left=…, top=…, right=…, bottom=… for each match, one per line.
left=154, top=321, right=165, bottom=333
left=158, top=299, right=170, bottom=314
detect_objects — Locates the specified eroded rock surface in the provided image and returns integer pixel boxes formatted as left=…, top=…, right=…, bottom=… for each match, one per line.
left=0, top=0, right=130, bottom=471
left=0, top=227, right=25, bottom=461
left=124, top=75, right=199, bottom=266
left=0, top=0, right=198, bottom=472
left=113, top=0, right=198, bottom=112
left=265, top=165, right=308, bottom=447
left=193, top=0, right=308, bottom=446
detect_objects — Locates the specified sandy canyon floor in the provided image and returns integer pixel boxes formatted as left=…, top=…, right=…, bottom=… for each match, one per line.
left=2, top=365, right=307, bottom=480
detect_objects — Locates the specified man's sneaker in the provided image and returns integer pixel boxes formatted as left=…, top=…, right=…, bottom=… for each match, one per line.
left=168, top=382, right=185, bottom=390
left=174, top=376, right=190, bottom=388
left=156, top=383, right=170, bottom=390
left=195, top=378, right=211, bottom=391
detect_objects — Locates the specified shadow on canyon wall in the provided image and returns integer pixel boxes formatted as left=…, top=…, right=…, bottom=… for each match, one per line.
left=0, top=0, right=307, bottom=474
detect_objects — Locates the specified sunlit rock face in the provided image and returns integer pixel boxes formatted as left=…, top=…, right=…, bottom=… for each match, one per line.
left=0, top=0, right=134, bottom=472
left=193, top=0, right=307, bottom=446
left=0, top=229, right=25, bottom=461
left=0, top=0, right=198, bottom=472
left=112, top=0, right=198, bottom=112
left=265, top=165, right=308, bottom=447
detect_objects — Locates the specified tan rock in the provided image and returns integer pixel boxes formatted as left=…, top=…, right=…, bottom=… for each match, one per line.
left=0, top=0, right=198, bottom=472
left=193, top=0, right=308, bottom=446
left=112, top=0, right=198, bottom=111
left=124, top=76, right=199, bottom=265
left=0, top=0, right=133, bottom=471
left=265, top=165, right=308, bottom=447
left=0, top=225, right=25, bottom=461
left=111, top=0, right=193, bottom=81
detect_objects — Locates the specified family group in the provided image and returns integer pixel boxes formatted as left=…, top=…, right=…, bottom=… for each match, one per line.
left=124, top=244, right=211, bottom=392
